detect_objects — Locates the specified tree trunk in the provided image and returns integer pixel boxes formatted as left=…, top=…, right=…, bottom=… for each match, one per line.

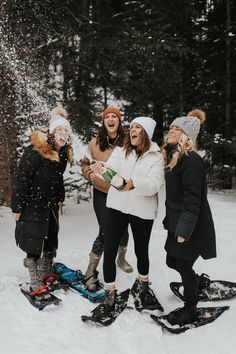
left=153, top=102, right=163, bottom=146
left=179, top=49, right=184, bottom=114
left=0, top=2, right=17, bottom=206
left=0, top=68, right=17, bottom=206
left=225, top=0, right=231, bottom=139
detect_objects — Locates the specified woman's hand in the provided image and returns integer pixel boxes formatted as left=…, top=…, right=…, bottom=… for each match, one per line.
left=177, top=236, right=186, bottom=243
left=12, top=212, right=21, bottom=221
left=90, top=162, right=104, bottom=174
left=88, top=171, right=96, bottom=182
left=121, top=179, right=134, bottom=192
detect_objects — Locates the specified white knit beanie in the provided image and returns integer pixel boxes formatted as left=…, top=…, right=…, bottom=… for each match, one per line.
left=130, top=116, right=156, bottom=139
left=170, top=116, right=200, bottom=141
left=49, top=107, right=71, bottom=133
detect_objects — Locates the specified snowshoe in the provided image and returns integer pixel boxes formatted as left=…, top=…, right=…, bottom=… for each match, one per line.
left=150, top=305, right=229, bottom=334
left=170, top=277, right=236, bottom=302
left=52, top=262, right=105, bottom=302
left=20, top=284, right=61, bottom=310
left=81, top=289, right=130, bottom=326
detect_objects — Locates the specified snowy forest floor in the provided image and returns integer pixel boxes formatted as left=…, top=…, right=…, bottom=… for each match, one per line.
left=0, top=189, right=236, bottom=354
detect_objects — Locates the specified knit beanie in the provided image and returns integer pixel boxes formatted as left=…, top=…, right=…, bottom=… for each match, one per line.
left=49, top=107, right=71, bottom=133
left=170, top=116, right=200, bottom=142
left=130, top=117, right=156, bottom=139
left=101, top=107, right=122, bottom=120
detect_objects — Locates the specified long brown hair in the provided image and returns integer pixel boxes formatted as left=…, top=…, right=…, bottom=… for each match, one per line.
left=96, top=122, right=125, bottom=151
left=124, top=128, right=151, bottom=158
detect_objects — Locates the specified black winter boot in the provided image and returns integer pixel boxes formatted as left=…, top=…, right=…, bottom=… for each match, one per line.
left=92, top=289, right=116, bottom=319
left=131, top=278, right=164, bottom=312
left=167, top=303, right=197, bottom=326
left=197, top=273, right=210, bottom=293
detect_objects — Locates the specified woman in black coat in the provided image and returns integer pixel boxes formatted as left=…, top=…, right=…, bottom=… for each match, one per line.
left=11, top=107, right=73, bottom=290
left=163, top=109, right=216, bottom=326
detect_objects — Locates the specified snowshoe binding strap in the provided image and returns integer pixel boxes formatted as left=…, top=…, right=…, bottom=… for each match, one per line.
left=198, top=273, right=211, bottom=291
left=43, top=273, right=69, bottom=291
left=75, top=270, right=84, bottom=281
left=43, top=273, right=59, bottom=284
left=31, top=285, right=49, bottom=296
left=84, top=271, right=101, bottom=291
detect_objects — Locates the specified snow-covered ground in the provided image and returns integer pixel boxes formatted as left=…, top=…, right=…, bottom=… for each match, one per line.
left=0, top=190, right=235, bottom=354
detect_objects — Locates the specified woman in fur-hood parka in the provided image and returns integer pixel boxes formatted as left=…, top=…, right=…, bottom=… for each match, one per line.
left=11, top=107, right=73, bottom=290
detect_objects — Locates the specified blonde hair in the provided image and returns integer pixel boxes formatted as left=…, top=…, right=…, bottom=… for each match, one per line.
left=163, top=109, right=205, bottom=170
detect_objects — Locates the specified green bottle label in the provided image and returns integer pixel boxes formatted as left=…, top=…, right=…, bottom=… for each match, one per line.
left=102, top=168, right=125, bottom=189
left=102, top=168, right=117, bottom=183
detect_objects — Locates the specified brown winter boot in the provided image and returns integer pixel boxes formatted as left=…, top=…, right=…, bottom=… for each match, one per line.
left=116, top=246, right=133, bottom=273
left=84, top=252, right=101, bottom=291
left=23, top=258, right=40, bottom=290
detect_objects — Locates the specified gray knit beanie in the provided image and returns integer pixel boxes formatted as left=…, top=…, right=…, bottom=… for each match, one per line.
left=170, top=116, right=200, bottom=141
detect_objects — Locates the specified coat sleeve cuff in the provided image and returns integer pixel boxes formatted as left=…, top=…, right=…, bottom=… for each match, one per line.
left=175, top=211, right=198, bottom=241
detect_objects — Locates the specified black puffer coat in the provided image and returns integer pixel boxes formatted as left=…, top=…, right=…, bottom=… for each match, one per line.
left=163, top=150, right=216, bottom=261
left=11, top=130, right=72, bottom=255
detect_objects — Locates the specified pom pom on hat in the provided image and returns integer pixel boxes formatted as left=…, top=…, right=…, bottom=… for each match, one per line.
left=101, top=107, right=122, bottom=120
left=51, top=107, right=68, bottom=118
left=130, top=116, right=156, bottom=139
left=49, top=106, right=71, bottom=133
left=187, top=109, right=206, bottom=124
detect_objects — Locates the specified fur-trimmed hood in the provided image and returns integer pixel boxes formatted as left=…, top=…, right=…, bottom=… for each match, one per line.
left=31, top=129, right=74, bottom=165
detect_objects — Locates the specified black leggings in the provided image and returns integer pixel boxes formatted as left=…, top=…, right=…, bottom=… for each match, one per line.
left=103, top=208, right=153, bottom=283
left=166, top=254, right=198, bottom=306
left=91, top=189, right=129, bottom=256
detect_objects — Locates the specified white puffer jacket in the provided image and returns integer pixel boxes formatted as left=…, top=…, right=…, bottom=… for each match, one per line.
left=105, top=142, right=164, bottom=220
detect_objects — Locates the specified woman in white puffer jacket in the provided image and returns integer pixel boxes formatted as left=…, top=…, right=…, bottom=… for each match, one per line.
left=89, top=116, right=165, bottom=320
left=106, top=136, right=164, bottom=220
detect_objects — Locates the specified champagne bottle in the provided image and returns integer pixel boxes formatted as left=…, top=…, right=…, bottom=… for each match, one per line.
left=101, top=167, right=125, bottom=190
